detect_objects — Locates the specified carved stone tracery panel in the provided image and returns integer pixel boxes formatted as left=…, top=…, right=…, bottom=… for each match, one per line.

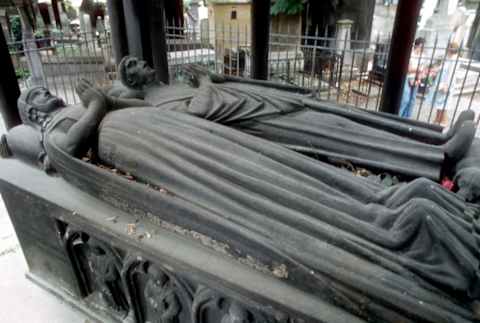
left=61, top=226, right=296, bottom=323
left=192, top=287, right=277, bottom=323
left=64, top=229, right=129, bottom=316
left=124, top=259, right=194, bottom=323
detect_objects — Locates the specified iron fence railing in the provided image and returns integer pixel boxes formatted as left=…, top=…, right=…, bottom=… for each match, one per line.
left=165, top=24, right=480, bottom=131
left=9, top=24, right=480, bottom=133
left=8, top=31, right=114, bottom=105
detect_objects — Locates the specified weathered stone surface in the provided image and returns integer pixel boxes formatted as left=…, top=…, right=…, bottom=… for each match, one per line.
left=0, top=160, right=350, bottom=323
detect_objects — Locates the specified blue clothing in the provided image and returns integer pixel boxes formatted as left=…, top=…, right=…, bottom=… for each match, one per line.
left=399, top=79, right=417, bottom=118
left=426, top=60, right=455, bottom=111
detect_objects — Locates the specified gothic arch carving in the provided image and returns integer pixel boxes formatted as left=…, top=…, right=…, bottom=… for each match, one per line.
left=124, top=259, right=194, bottom=323
left=192, top=287, right=277, bottom=323
left=63, top=229, right=129, bottom=315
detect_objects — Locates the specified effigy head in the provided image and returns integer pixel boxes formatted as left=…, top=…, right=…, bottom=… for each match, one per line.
left=18, top=87, right=65, bottom=128
left=118, top=56, right=156, bottom=90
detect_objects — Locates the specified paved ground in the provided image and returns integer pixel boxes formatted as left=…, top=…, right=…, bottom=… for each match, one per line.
left=0, top=119, right=88, bottom=322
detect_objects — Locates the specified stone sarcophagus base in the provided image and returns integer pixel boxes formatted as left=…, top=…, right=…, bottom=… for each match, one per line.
left=0, top=159, right=359, bottom=323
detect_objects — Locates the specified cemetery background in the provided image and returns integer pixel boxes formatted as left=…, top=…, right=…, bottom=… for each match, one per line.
left=4, top=0, right=480, bottom=131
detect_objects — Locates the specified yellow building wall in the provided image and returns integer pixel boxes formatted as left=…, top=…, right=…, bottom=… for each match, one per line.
left=208, top=3, right=251, bottom=49
left=207, top=2, right=303, bottom=73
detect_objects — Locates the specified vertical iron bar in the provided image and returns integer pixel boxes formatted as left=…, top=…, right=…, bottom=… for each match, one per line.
left=45, top=41, right=59, bottom=97
left=327, top=26, right=333, bottom=101
left=293, top=32, right=299, bottom=86
left=285, top=23, right=291, bottom=83
left=91, top=30, right=101, bottom=85
left=106, top=0, right=128, bottom=65
left=427, top=37, right=452, bottom=123
left=236, top=24, right=240, bottom=76
left=37, top=45, right=50, bottom=91
left=452, top=44, right=474, bottom=122
left=356, top=39, right=369, bottom=107
left=98, top=31, right=108, bottom=86
left=251, top=0, right=271, bottom=80
left=148, top=0, right=169, bottom=84
left=86, top=32, right=96, bottom=83
left=301, top=25, right=309, bottom=87
left=346, top=50, right=356, bottom=104
left=75, top=32, right=87, bottom=83
left=213, top=22, right=218, bottom=74
left=276, top=33, right=281, bottom=82
left=181, top=21, right=186, bottom=74
left=416, top=34, right=437, bottom=121
left=58, top=33, right=72, bottom=104
left=204, top=21, right=209, bottom=69
left=193, top=20, right=197, bottom=66
left=229, top=24, right=233, bottom=76
left=365, top=34, right=379, bottom=110
left=336, top=26, right=349, bottom=103
left=222, top=21, right=225, bottom=75
left=467, top=73, right=480, bottom=110
left=245, top=24, right=250, bottom=77
left=376, top=33, right=392, bottom=111
left=380, top=0, right=423, bottom=114
left=0, top=21, right=21, bottom=129
left=174, top=19, right=180, bottom=75
left=310, top=27, right=319, bottom=90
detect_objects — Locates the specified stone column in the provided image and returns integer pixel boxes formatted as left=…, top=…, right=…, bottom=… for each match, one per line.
left=380, top=0, right=423, bottom=114
left=0, top=10, right=9, bottom=42
left=106, top=0, right=129, bottom=65
left=251, top=0, right=271, bottom=80
left=59, top=1, right=70, bottom=30
left=32, top=0, right=45, bottom=31
left=122, top=0, right=151, bottom=64
left=190, top=0, right=200, bottom=36
left=147, top=0, right=169, bottom=84
left=111, top=0, right=169, bottom=81
left=79, top=11, right=86, bottom=32
left=336, top=19, right=353, bottom=54
left=47, top=4, right=56, bottom=29
left=16, top=2, right=45, bottom=87
left=51, top=0, right=62, bottom=29
left=0, top=21, right=21, bottom=129
left=83, top=13, right=93, bottom=41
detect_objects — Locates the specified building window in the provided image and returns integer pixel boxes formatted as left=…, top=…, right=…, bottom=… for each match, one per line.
left=231, top=10, right=237, bottom=20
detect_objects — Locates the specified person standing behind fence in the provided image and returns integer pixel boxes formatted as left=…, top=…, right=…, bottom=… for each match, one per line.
left=429, top=42, right=459, bottom=126
left=399, top=38, right=426, bottom=118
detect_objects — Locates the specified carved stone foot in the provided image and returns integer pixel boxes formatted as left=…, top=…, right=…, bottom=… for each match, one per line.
left=444, top=120, right=476, bottom=162
left=446, top=110, right=475, bottom=139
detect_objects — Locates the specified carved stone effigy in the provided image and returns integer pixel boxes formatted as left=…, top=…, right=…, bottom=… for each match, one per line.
left=110, top=57, right=477, bottom=180
left=1, top=58, right=480, bottom=323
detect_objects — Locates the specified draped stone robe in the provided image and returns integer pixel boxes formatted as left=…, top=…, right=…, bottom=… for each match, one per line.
left=44, top=105, right=480, bottom=323
left=170, top=83, right=448, bottom=180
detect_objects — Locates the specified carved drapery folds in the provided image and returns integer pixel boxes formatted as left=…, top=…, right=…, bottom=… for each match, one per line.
left=61, top=227, right=291, bottom=323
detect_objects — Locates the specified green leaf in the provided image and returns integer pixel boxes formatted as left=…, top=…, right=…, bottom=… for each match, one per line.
left=271, top=0, right=304, bottom=16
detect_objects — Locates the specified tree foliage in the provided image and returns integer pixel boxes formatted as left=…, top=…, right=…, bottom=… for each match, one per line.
left=270, top=0, right=304, bottom=16
left=10, top=15, right=22, bottom=42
